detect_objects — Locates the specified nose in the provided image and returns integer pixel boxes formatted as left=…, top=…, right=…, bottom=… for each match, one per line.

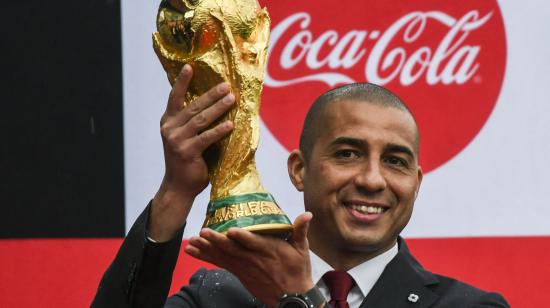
left=353, top=160, right=387, bottom=193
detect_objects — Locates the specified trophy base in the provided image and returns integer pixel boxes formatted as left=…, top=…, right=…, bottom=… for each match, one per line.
left=203, top=193, right=293, bottom=236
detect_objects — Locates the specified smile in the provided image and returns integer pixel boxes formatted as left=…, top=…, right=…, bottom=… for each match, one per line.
left=343, top=202, right=389, bottom=223
left=349, top=204, right=386, bottom=214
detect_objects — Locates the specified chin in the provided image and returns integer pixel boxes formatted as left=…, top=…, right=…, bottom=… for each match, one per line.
left=338, top=228, right=395, bottom=252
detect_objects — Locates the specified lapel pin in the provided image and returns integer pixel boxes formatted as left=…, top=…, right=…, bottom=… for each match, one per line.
left=408, top=293, right=419, bottom=303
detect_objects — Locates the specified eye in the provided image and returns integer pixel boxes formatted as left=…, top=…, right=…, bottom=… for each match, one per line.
left=383, top=156, right=408, bottom=168
left=334, top=149, right=360, bottom=159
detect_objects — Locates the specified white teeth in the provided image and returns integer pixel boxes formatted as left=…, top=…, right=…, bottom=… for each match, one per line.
left=350, top=204, right=384, bottom=214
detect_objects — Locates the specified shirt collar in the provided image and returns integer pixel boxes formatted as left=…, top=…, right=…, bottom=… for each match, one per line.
left=310, top=242, right=398, bottom=297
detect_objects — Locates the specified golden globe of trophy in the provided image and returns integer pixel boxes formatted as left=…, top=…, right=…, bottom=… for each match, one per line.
left=153, top=0, right=293, bottom=235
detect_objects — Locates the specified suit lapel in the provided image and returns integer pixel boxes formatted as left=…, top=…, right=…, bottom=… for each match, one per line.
left=359, top=238, right=439, bottom=308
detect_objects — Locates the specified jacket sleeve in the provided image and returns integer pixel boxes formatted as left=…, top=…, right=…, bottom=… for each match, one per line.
left=164, top=268, right=266, bottom=308
left=91, top=201, right=185, bottom=308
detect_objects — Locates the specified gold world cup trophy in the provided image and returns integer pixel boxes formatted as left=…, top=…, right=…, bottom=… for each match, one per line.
left=153, top=0, right=293, bottom=235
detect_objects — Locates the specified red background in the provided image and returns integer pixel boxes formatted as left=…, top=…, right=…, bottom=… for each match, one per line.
left=2, top=237, right=548, bottom=307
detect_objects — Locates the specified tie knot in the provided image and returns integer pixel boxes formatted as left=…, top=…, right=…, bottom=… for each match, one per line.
left=322, top=270, right=356, bottom=302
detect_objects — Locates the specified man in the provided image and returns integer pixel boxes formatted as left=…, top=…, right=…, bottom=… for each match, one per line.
left=92, top=65, right=509, bottom=308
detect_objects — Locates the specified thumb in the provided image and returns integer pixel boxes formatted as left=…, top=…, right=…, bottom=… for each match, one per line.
left=289, top=212, right=313, bottom=249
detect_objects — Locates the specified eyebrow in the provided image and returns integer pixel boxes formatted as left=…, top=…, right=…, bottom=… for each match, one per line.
left=330, top=137, right=368, bottom=148
left=384, top=143, right=415, bottom=159
left=330, top=137, right=416, bottom=159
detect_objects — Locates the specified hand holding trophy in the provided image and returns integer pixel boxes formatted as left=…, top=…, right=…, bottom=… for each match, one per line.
left=153, top=0, right=293, bottom=235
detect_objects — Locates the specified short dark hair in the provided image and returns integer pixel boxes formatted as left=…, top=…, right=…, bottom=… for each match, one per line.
left=299, top=83, right=419, bottom=160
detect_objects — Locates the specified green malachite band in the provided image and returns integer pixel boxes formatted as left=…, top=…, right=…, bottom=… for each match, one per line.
left=206, top=193, right=277, bottom=213
left=204, top=193, right=292, bottom=234
left=207, top=214, right=291, bottom=233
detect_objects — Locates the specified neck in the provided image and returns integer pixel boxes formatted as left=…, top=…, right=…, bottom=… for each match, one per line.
left=308, top=235, right=397, bottom=271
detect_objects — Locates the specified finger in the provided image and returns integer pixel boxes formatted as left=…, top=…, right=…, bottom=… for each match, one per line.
left=226, top=228, right=267, bottom=252
left=199, top=228, right=250, bottom=258
left=179, top=82, right=231, bottom=124
left=183, top=245, right=204, bottom=260
left=288, top=212, right=313, bottom=249
left=166, top=64, right=193, bottom=115
left=184, top=243, right=222, bottom=266
left=178, top=92, right=235, bottom=136
left=186, top=236, right=229, bottom=265
left=188, top=235, right=212, bottom=250
left=163, top=120, right=233, bottom=158
left=188, top=120, right=234, bottom=153
left=185, top=243, right=256, bottom=281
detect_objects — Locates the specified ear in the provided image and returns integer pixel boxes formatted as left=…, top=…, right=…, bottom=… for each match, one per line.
left=287, top=149, right=307, bottom=192
left=415, top=166, right=423, bottom=201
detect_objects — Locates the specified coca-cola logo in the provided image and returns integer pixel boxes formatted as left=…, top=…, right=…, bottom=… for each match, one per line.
left=260, top=0, right=506, bottom=172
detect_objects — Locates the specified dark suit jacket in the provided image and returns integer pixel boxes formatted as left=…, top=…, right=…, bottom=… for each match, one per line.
left=92, top=204, right=509, bottom=308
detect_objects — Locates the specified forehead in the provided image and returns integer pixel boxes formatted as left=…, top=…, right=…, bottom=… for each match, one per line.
left=317, top=100, right=418, bottom=152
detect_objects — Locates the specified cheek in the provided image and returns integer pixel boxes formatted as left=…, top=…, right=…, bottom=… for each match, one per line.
left=302, top=162, right=357, bottom=215
left=319, top=163, right=357, bottom=187
left=388, top=179, right=416, bottom=226
left=305, top=164, right=344, bottom=192
left=303, top=173, right=341, bottom=214
left=389, top=177, right=418, bottom=202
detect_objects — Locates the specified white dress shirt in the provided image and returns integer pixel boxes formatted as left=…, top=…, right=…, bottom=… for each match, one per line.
left=309, top=243, right=398, bottom=308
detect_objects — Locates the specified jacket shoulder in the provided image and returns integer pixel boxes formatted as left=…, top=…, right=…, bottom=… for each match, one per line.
left=429, top=273, right=509, bottom=307
left=391, top=238, right=510, bottom=308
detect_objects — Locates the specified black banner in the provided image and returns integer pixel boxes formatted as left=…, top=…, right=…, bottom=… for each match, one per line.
left=1, top=1, right=125, bottom=238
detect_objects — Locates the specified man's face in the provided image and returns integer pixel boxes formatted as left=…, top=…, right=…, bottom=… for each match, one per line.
left=289, top=100, right=422, bottom=258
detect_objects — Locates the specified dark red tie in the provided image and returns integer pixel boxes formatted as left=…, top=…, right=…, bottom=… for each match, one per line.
left=322, top=271, right=356, bottom=308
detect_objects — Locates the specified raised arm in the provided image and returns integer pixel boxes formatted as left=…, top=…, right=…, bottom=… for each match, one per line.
left=92, top=65, right=235, bottom=307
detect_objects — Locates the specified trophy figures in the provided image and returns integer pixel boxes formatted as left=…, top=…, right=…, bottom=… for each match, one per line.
left=153, top=0, right=293, bottom=235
